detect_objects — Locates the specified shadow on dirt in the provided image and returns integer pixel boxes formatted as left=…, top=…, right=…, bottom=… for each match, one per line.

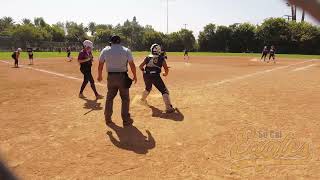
left=106, top=123, right=156, bottom=154
left=0, top=157, right=17, bottom=180
left=149, top=106, right=184, bottom=122
left=81, top=98, right=103, bottom=115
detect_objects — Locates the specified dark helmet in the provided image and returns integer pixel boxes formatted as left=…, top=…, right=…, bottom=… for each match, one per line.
left=110, top=35, right=121, bottom=44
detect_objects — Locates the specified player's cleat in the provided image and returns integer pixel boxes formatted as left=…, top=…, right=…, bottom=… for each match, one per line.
left=139, top=90, right=150, bottom=105
left=139, top=99, right=148, bottom=106
left=166, top=106, right=176, bottom=114
left=79, top=93, right=86, bottom=99
left=163, top=94, right=175, bottom=113
left=96, top=94, right=104, bottom=100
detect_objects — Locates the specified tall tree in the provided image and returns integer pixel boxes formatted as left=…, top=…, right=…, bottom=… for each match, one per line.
left=88, top=22, right=96, bottom=36
left=256, top=18, right=291, bottom=53
left=65, top=21, right=88, bottom=41
left=198, top=23, right=217, bottom=51
left=34, top=17, right=47, bottom=28
left=49, top=25, right=65, bottom=42
left=0, top=17, right=15, bottom=32
left=22, top=18, right=32, bottom=25
left=229, top=23, right=256, bottom=52
left=214, top=26, right=232, bottom=51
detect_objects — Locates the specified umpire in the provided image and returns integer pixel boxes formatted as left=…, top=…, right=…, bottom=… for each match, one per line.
left=98, top=35, right=137, bottom=127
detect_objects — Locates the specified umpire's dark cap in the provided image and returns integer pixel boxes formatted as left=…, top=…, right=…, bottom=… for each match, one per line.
left=110, top=35, right=121, bottom=44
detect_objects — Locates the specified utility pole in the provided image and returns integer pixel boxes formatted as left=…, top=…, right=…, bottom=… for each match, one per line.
left=283, top=15, right=292, bottom=21
left=183, top=24, right=188, bottom=29
left=302, top=10, right=305, bottom=22
left=167, top=0, right=169, bottom=34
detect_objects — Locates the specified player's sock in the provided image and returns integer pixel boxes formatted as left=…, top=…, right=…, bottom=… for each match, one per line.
left=162, top=94, right=175, bottom=113
left=141, top=90, right=150, bottom=101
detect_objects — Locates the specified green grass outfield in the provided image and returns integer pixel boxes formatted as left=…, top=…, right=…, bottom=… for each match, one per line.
left=0, top=51, right=319, bottom=60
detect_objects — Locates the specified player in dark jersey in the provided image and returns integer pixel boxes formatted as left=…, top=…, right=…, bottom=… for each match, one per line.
left=27, top=48, right=34, bottom=65
left=67, top=47, right=72, bottom=62
left=184, top=48, right=189, bottom=62
left=268, top=46, right=276, bottom=64
left=261, top=46, right=268, bottom=62
left=11, top=48, right=22, bottom=68
left=139, top=44, right=175, bottom=113
left=78, top=40, right=103, bottom=99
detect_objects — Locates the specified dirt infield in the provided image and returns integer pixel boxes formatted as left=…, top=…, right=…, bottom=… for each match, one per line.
left=0, top=55, right=320, bottom=179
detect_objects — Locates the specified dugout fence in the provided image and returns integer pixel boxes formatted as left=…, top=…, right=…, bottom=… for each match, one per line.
left=0, top=36, right=100, bottom=52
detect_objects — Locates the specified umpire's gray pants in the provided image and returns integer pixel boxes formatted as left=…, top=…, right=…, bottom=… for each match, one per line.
left=105, top=73, right=130, bottom=122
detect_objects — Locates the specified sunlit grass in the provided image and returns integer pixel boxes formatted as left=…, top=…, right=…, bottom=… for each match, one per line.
left=0, top=51, right=319, bottom=60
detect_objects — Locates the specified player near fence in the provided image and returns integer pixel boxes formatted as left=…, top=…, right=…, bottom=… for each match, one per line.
left=268, top=45, right=276, bottom=64
left=261, top=46, right=268, bottom=61
left=27, top=48, right=34, bottom=65
left=11, top=48, right=22, bottom=68
left=78, top=40, right=103, bottom=99
left=139, top=44, right=175, bottom=113
left=67, top=47, right=72, bottom=62
left=183, top=48, right=189, bottom=62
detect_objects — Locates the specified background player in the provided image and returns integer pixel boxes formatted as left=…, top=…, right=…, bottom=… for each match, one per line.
left=11, top=48, right=22, bottom=68
left=78, top=40, right=103, bottom=99
left=139, top=44, right=175, bottom=113
left=183, top=48, right=189, bottom=62
left=66, top=47, right=72, bottom=62
left=268, top=45, right=276, bottom=64
left=27, top=47, right=34, bottom=65
left=261, top=46, right=268, bottom=62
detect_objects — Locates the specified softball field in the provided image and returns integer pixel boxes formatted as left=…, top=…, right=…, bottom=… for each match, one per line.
left=0, top=55, right=320, bottom=179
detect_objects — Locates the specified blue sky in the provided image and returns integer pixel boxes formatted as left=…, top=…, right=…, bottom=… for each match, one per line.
left=1, top=0, right=319, bottom=37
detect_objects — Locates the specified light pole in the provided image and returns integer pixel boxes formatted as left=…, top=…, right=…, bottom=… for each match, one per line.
left=283, top=15, right=292, bottom=21
left=167, top=0, right=169, bottom=34
left=183, top=24, right=188, bottom=29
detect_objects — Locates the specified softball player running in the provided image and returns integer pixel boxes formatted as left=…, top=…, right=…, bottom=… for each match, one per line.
left=268, top=46, right=276, bottom=64
left=67, top=47, right=72, bottom=62
left=139, top=44, right=175, bottom=113
left=183, top=48, right=189, bottom=62
left=261, top=46, right=268, bottom=62
left=27, top=48, right=34, bottom=65
left=78, top=40, right=103, bottom=99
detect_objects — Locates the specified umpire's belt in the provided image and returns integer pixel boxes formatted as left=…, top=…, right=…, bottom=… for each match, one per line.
left=144, top=71, right=159, bottom=75
left=108, top=72, right=127, bottom=75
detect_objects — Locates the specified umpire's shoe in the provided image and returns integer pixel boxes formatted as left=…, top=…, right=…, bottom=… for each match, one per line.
left=105, top=117, right=113, bottom=126
left=123, top=118, right=134, bottom=127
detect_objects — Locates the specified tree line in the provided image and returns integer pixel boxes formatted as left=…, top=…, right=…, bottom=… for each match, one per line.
left=199, top=18, right=320, bottom=54
left=0, top=16, right=319, bottom=54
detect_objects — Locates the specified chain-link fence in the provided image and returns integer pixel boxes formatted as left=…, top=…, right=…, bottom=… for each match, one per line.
left=0, top=36, right=105, bottom=52
left=0, top=36, right=129, bottom=52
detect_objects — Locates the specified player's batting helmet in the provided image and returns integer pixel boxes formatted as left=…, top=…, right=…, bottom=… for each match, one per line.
left=83, top=40, right=94, bottom=49
left=150, top=44, right=161, bottom=55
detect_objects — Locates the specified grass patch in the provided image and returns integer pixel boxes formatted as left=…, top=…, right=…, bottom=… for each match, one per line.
left=0, top=51, right=319, bottom=60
